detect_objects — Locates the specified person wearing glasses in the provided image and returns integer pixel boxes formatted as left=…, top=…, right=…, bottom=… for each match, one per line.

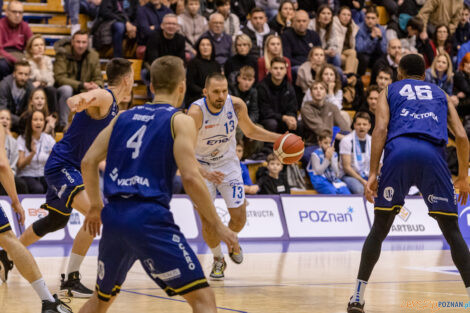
left=0, top=0, right=32, bottom=81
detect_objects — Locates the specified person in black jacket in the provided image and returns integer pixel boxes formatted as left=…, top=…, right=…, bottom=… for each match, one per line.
left=144, top=14, right=185, bottom=66
left=454, top=53, right=470, bottom=117
left=97, top=0, right=138, bottom=57
left=257, top=153, right=290, bottom=194
left=257, top=56, right=297, bottom=133
left=186, top=37, right=221, bottom=106
left=230, top=0, right=255, bottom=24
left=224, top=34, right=259, bottom=83
left=281, top=10, right=322, bottom=69
left=452, top=4, right=470, bottom=57
left=268, top=0, right=295, bottom=35
left=229, top=65, right=258, bottom=123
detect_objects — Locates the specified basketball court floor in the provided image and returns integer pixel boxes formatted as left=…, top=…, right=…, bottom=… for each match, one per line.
left=1, top=239, right=470, bottom=313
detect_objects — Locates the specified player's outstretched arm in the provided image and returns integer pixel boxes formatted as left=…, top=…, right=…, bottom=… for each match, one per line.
left=67, top=88, right=113, bottom=113
left=366, top=89, right=390, bottom=203
left=232, top=96, right=282, bottom=143
left=173, top=113, right=239, bottom=253
left=447, top=98, right=470, bottom=204
left=0, top=126, right=24, bottom=224
left=81, top=114, right=120, bottom=236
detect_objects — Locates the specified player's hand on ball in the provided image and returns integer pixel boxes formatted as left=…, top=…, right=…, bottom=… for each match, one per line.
left=365, top=174, right=378, bottom=204
left=454, top=177, right=470, bottom=205
left=84, top=206, right=102, bottom=237
left=216, top=223, right=240, bottom=254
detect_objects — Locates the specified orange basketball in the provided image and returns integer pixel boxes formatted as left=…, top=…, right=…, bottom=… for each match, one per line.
left=273, top=133, right=305, bottom=164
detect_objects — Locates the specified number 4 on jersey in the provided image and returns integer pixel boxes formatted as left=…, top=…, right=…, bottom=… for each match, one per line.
left=126, top=125, right=147, bottom=159
left=399, top=84, right=433, bottom=100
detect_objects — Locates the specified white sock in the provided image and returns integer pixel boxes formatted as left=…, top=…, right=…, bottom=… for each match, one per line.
left=31, top=278, right=55, bottom=302
left=66, top=253, right=85, bottom=275
left=467, top=287, right=470, bottom=299
left=210, top=244, right=223, bottom=259
left=350, top=279, right=368, bottom=304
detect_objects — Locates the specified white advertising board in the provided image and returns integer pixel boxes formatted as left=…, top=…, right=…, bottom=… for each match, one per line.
left=68, top=209, right=102, bottom=240
left=214, top=198, right=284, bottom=238
left=281, top=196, right=370, bottom=238
left=366, top=197, right=442, bottom=237
left=22, top=197, right=66, bottom=241
left=169, top=197, right=199, bottom=239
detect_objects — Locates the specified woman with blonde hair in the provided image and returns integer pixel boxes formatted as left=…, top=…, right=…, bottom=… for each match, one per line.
left=257, top=34, right=292, bottom=82
left=25, top=35, right=59, bottom=116
left=425, top=52, right=458, bottom=106
left=224, top=34, right=258, bottom=81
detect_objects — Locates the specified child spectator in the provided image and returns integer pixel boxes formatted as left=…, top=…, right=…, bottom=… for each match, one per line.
left=316, top=63, right=343, bottom=110
left=339, top=112, right=372, bottom=194
left=307, top=129, right=350, bottom=194
left=229, top=66, right=259, bottom=123
left=178, top=0, right=208, bottom=57
left=16, top=110, right=56, bottom=194
left=237, top=142, right=259, bottom=194
left=257, top=153, right=290, bottom=194
left=0, top=109, right=27, bottom=194
left=376, top=67, right=393, bottom=91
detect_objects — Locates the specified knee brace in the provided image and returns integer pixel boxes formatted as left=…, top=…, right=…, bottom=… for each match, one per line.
left=32, top=206, right=70, bottom=237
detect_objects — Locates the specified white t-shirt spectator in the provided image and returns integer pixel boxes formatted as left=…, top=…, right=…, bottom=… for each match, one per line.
left=17, top=133, right=55, bottom=177
left=339, top=131, right=371, bottom=179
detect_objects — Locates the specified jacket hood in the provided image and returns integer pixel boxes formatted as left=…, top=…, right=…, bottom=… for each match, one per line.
left=247, top=20, right=271, bottom=36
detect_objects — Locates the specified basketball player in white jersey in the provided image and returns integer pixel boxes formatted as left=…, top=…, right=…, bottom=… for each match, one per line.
left=188, top=72, right=282, bottom=279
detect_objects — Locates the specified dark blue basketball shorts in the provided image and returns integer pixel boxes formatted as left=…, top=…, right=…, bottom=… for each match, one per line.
left=43, top=159, right=85, bottom=216
left=0, top=206, right=11, bottom=234
left=95, top=198, right=209, bottom=301
left=375, top=136, right=457, bottom=217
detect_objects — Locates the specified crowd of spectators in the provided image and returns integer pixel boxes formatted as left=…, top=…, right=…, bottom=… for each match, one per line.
left=0, top=0, right=469, bottom=195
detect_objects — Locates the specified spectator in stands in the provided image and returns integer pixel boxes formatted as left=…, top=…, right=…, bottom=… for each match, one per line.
left=236, top=142, right=259, bottom=194
left=339, top=111, right=371, bottom=194
left=257, top=56, right=297, bottom=133
left=316, top=64, right=343, bottom=110
left=428, top=24, right=454, bottom=61
left=258, top=34, right=292, bottom=82
left=308, top=5, right=341, bottom=67
left=375, top=66, right=393, bottom=91
left=257, top=153, right=290, bottom=195
left=282, top=10, right=322, bottom=69
left=371, top=0, right=397, bottom=19
left=339, top=0, right=365, bottom=24
left=387, top=16, right=423, bottom=54
left=186, top=37, right=221, bottom=105
left=17, top=110, right=56, bottom=194
left=0, top=0, right=32, bottom=81
left=370, top=38, right=401, bottom=84
left=229, top=66, right=258, bottom=123
left=0, top=60, right=34, bottom=129
left=25, top=35, right=58, bottom=117
left=425, top=52, right=458, bottom=105
left=333, top=6, right=359, bottom=75
left=355, top=5, right=387, bottom=77
left=97, top=0, right=138, bottom=57
left=19, top=88, right=57, bottom=136
left=201, top=13, right=232, bottom=66
left=224, top=34, right=259, bottom=82
left=457, top=41, right=470, bottom=67
left=360, top=85, right=379, bottom=133
left=300, top=81, right=350, bottom=148
left=454, top=53, right=470, bottom=118
left=216, top=0, right=240, bottom=39
left=0, top=109, right=28, bottom=194
left=53, top=30, right=103, bottom=129
left=242, top=7, right=276, bottom=58
left=178, top=0, right=208, bottom=57
left=308, top=129, right=350, bottom=195
left=296, top=46, right=326, bottom=93
left=231, top=0, right=255, bottom=24
left=144, top=14, right=185, bottom=68
left=136, top=0, right=173, bottom=46
left=417, top=0, right=463, bottom=39
left=255, top=0, right=281, bottom=20
left=453, top=4, right=470, bottom=58
left=268, top=0, right=295, bottom=35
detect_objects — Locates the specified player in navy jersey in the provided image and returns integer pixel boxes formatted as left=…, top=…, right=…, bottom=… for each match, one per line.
left=347, top=54, right=470, bottom=313
left=0, top=125, right=73, bottom=313
left=0, top=58, right=135, bottom=298
left=77, top=56, right=239, bottom=313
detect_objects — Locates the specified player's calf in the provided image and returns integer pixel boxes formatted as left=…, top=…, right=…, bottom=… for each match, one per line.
left=183, top=286, right=218, bottom=313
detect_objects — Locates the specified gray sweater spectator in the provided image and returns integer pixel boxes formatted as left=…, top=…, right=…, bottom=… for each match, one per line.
left=178, top=0, right=208, bottom=56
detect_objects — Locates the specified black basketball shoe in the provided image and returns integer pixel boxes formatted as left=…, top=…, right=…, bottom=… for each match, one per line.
left=347, top=300, right=365, bottom=313
left=60, top=271, right=93, bottom=298
left=42, top=294, right=73, bottom=313
left=0, top=249, right=13, bottom=282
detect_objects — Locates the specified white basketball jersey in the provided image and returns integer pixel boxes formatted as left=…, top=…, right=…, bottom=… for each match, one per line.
left=193, top=95, right=238, bottom=165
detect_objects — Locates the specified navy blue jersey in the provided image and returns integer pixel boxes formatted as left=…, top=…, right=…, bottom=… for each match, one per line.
left=103, top=103, right=179, bottom=207
left=386, top=79, right=448, bottom=146
left=49, top=89, right=119, bottom=169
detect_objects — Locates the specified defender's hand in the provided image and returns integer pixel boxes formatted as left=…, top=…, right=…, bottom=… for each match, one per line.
left=84, top=206, right=102, bottom=237
left=365, top=174, right=378, bottom=204
left=12, top=201, right=25, bottom=225
left=455, top=177, right=470, bottom=205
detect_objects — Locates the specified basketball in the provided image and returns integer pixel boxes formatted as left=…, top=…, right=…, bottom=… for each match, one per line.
left=273, top=133, right=305, bottom=164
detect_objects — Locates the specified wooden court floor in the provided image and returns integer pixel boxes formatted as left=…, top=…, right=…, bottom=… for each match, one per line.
left=1, top=249, right=469, bottom=313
